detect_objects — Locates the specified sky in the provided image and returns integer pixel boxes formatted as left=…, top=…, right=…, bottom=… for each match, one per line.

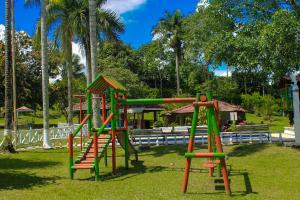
left=0, top=0, right=228, bottom=76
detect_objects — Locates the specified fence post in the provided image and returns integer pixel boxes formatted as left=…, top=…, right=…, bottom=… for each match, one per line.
left=239, top=133, right=242, bottom=144
left=279, top=132, right=283, bottom=143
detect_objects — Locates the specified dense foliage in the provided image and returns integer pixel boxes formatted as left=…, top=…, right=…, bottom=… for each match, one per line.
left=3, top=0, right=300, bottom=121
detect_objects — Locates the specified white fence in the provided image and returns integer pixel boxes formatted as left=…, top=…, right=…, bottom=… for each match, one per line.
left=2, top=124, right=88, bottom=149
left=129, top=131, right=293, bottom=146
left=0, top=125, right=293, bottom=149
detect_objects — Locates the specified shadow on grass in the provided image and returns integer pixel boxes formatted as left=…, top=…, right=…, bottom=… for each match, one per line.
left=0, top=158, right=60, bottom=170
left=102, top=160, right=167, bottom=181
left=227, top=143, right=268, bottom=157
left=0, top=172, right=60, bottom=190
left=228, top=169, right=258, bottom=197
left=139, top=144, right=207, bottom=158
left=185, top=167, right=257, bottom=197
left=80, top=160, right=167, bottom=182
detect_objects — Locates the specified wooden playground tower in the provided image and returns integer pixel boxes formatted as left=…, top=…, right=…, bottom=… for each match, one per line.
left=68, top=75, right=230, bottom=195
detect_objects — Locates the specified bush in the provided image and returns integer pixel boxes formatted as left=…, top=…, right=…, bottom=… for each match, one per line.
left=242, top=92, right=280, bottom=121
left=153, top=121, right=164, bottom=128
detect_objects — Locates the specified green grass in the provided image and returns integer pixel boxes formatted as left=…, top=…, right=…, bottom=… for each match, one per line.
left=0, top=144, right=300, bottom=199
left=0, top=109, right=79, bottom=127
left=246, top=113, right=289, bottom=131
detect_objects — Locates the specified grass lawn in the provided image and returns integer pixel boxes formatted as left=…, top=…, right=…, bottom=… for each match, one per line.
left=246, top=113, right=289, bottom=131
left=0, top=144, right=300, bottom=199
left=0, top=109, right=79, bottom=128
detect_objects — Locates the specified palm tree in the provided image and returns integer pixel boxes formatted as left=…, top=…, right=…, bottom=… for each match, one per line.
left=12, top=0, right=17, bottom=135
left=73, top=0, right=124, bottom=86
left=1, top=0, right=15, bottom=152
left=79, top=0, right=124, bottom=127
left=25, top=0, right=52, bottom=149
left=89, top=0, right=99, bottom=127
left=153, top=10, right=184, bottom=96
left=46, top=0, right=80, bottom=126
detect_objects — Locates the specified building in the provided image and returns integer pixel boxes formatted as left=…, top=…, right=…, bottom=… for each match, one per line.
left=164, top=101, right=246, bottom=127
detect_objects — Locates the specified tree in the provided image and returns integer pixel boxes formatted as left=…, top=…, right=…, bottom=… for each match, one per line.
left=11, top=0, right=17, bottom=134
left=46, top=0, right=81, bottom=126
left=51, top=55, right=85, bottom=120
left=100, top=67, right=158, bottom=98
left=89, top=0, right=100, bottom=127
left=200, top=77, right=240, bottom=104
left=25, top=0, right=52, bottom=148
left=72, top=0, right=124, bottom=86
left=153, top=10, right=184, bottom=95
left=1, top=0, right=15, bottom=152
left=259, top=10, right=300, bottom=80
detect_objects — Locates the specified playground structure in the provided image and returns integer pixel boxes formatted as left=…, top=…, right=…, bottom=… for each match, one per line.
left=68, top=74, right=230, bottom=195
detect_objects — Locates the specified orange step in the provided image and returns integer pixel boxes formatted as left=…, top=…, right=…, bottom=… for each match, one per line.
left=80, top=160, right=94, bottom=164
left=203, top=160, right=220, bottom=168
left=72, top=164, right=94, bottom=169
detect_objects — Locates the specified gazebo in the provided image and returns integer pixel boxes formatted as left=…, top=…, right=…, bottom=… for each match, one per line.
left=164, top=101, right=246, bottom=126
left=73, top=101, right=165, bottom=129
left=16, top=106, right=34, bottom=129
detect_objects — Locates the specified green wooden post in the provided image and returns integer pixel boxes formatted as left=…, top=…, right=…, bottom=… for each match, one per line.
left=189, top=93, right=201, bottom=144
left=207, top=92, right=222, bottom=177
left=87, top=92, right=93, bottom=135
left=208, top=92, right=222, bottom=177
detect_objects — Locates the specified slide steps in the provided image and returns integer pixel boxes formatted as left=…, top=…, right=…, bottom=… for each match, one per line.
left=72, top=134, right=111, bottom=170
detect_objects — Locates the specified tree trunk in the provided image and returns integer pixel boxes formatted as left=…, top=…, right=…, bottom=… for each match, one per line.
left=1, top=0, right=15, bottom=152
left=159, top=72, right=163, bottom=97
left=89, top=0, right=100, bottom=127
left=41, top=0, right=52, bottom=149
left=175, top=51, right=180, bottom=96
left=84, top=38, right=92, bottom=86
left=227, top=65, right=229, bottom=78
left=67, top=38, right=73, bottom=126
left=11, top=0, right=17, bottom=142
left=244, top=74, right=247, bottom=94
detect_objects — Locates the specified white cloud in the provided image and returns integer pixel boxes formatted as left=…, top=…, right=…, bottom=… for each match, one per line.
left=0, top=24, right=5, bottom=41
left=103, top=0, right=147, bottom=14
left=72, top=42, right=86, bottom=67
left=214, top=69, right=232, bottom=77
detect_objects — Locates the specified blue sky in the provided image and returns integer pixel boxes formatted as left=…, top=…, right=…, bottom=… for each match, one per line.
left=0, top=0, right=228, bottom=76
left=0, top=0, right=199, bottom=48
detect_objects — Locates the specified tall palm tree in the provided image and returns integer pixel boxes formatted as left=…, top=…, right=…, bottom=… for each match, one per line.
left=12, top=0, right=17, bottom=135
left=1, top=0, right=15, bottom=152
left=46, top=0, right=79, bottom=126
left=153, top=10, right=184, bottom=96
left=25, top=0, right=52, bottom=149
left=73, top=0, right=124, bottom=86
left=72, top=0, right=122, bottom=126
left=89, top=0, right=99, bottom=127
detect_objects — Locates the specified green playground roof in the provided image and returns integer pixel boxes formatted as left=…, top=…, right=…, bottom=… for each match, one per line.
left=86, top=75, right=127, bottom=94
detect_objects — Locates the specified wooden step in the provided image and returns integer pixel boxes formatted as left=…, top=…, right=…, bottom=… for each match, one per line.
left=72, top=164, right=94, bottom=169
left=80, top=160, right=94, bottom=164
left=85, top=154, right=95, bottom=158
left=203, top=160, right=220, bottom=169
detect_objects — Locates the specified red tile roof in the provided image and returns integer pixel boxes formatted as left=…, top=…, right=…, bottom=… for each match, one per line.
left=167, top=101, right=246, bottom=114
left=16, top=106, right=34, bottom=112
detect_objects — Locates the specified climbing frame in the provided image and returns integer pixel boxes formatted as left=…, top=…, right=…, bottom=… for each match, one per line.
left=182, top=94, right=231, bottom=195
